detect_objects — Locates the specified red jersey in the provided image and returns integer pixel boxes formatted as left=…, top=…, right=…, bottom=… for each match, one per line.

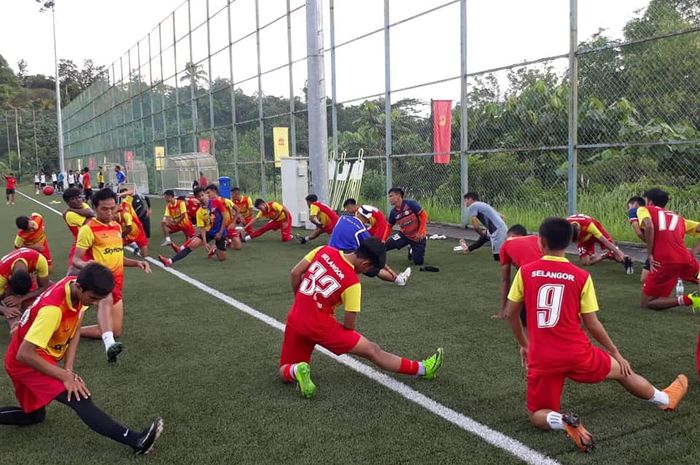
left=566, top=214, right=609, bottom=245
left=637, top=205, right=699, bottom=264
left=5, top=175, right=16, bottom=190
left=310, top=201, right=339, bottom=230
left=499, top=235, right=542, bottom=268
left=82, top=172, right=91, bottom=189
left=509, top=256, right=599, bottom=374
left=15, top=213, right=47, bottom=248
left=0, top=248, right=48, bottom=281
left=186, top=197, right=200, bottom=222
left=234, top=195, right=253, bottom=218
left=367, top=208, right=390, bottom=241
left=291, top=246, right=361, bottom=318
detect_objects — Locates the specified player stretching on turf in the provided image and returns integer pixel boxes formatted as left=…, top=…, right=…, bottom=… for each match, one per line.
left=297, top=194, right=339, bottom=244
left=73, top=188, right=151, bottom=362
left=15, top=213, right=52, bottom=270
left=385, top=188, right=428, bottom=265
left=62, top=187, right=94, bottom=275
left=504, top=217, right=688, bottom=452
left=460, top=192, right=508, bottom=261
left=566, top=214, right=632, bottom=272
left=5, top=172, right=16, bottom=205
left=637, top=188, right=700, bottom=311
left=232, top=187, right=254, bottom=235
left=492, top=224, right=542, bottom=321
left=117, top=201, right=149, bottom=257
left=0, top=248, right=51, bottom=328
left=279, top=237, right=443, bottom=398
left=158, top=188, right=210, bottom=266
left=160, top=190, right=196, bottom=247
left=343, top=199, right=391, bottom=242
left=627, top=196, right=651, bottom=283
left=245, top=198, right=293, bottom=242
left=0, top=263, right=163, bottom=454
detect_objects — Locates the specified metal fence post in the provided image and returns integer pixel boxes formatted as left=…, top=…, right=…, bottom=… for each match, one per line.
left=188, top=0, right=198, bottom=154
left=329, top=0, right=338, bottom=160
left=459, top=0, right=469, bottom=225
left=383, top=0, right=392, bottom=199
left=567, top=0, right=578, bottom=215
left=286, top=0, right=297, bottom=157
left=172, top=13, right=183, bottom=154
left=227, top=0, right=240, bottom=186
left=206, top=0, right=215, bottom=156
left=255, top=0, right=267, bottom=197
left=305, top=0, right=329, bottom=202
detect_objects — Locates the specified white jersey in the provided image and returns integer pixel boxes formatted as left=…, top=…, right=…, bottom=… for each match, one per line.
left=51, top=173, right=57, bottom=182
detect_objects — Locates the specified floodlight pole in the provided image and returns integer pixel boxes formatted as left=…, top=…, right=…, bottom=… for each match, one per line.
left=14, top=107, right=22, bottom=178
left=50, top=5, right=66, bottom=182
left=305, top=0, right=329, bottom=202
left=567, top=0, right=578, bottom=215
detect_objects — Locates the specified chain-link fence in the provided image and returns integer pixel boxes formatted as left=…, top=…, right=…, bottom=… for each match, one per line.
left=60, top=0, right=700, bottom=241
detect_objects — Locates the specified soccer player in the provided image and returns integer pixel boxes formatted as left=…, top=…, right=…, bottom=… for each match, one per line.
left=161, top=189, right=196, bottom=246
left=185, top=195, right=200, bottom=224
left=0, top=263, right=163, bottom=454
left=278, top=237, right=443, bottom=398
left=119, top=188, right=152, bottom=238
left=232, top=187, right=254, bottom=235
left=62, top=187, right=94, bottom=275
left=637, top=188, right=700, bottom=311
left=385, top=188, right=428, bottom=265
left=504, top=217, right=688, bottom=452
left=73, top=188, right=151, bottom=362
left=117, top=201, right=149, bottom=257
left=459, top=192, right=508, bottom=261
left=15, top=213, right=52, bottom=270
left=245, top=198, right=293, bottom=242
left=492, top=224, right=542, bottom=321
left=297, top=194, right=339, bottom=244
left=82, top=167, right=93, bottom=203
left=329, top=212, right=411, bottom=286
left=5, top=172, right=16, bottom=205
left=627, top=196, right=650, bottom=283
left=343, top=199, right=391, bottom=242
left=216, top=188, right=242, bottom=250
left=0, top=248, right=51, bottom=327
left=114, top=165, right=126, bottom=190
left=67, top=170, right=75, bottom=188
left=566, top=214, right=631, bottom=271
left=97, top=166, right=105, bottom=189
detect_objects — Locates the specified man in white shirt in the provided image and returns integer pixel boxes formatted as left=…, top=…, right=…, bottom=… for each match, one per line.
left=51, top=172, right=58, bottom=190
left=67, top=170, right=75, bottom=188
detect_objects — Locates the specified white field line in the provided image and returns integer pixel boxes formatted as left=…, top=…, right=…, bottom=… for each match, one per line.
left=17, top=190, right=562, bottom=465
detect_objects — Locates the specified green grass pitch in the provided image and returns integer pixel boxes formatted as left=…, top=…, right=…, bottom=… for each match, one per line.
left=0, top=190, right=698, bottom=465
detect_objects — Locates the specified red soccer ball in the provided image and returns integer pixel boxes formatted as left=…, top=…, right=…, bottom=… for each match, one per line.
left=42, top=186, right=54, bottom=196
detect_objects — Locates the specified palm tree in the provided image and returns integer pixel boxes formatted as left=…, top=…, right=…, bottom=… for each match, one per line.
left=180, top=62, right=207, bottom=147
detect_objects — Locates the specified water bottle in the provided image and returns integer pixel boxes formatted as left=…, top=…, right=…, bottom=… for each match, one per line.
left=676, top=279, right=685, bottom=297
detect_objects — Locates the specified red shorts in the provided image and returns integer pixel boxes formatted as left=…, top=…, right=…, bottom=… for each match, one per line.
left=126, top=227, right=148, bottom=248
left=226, top=227, right=240, bottom=239
left=40, top=241, right=52, bottom=266
left=577, top=236, right=613, bottom=259
left=68, top=243, right=77, bottom=266
left=279, top=311, right=362, bottom=366
left=643, top=260, right=700, bottom=297
left=168, top=221, right=196, bottom=238
left=321, top=223, right=335, bottom=235
left=5, top=351, right=64, bottom=412
left=112, top=273, right=124, bottom=304
left=527, top=346, right=611, bottom=413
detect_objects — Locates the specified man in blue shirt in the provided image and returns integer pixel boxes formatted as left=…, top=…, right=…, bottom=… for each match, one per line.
left=329, top=212, right=411, bottom=286
left=115, top=165, right=126, bottom=190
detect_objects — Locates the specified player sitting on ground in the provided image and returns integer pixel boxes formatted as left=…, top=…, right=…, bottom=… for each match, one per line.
left=15, top=213, right=52, bottom=271
left=459, top=192, right=508, bottom=261
left=627, top=196, right=651, bottom=284
left=232, top=187, right=254, bottom=235
left=567, top=214, right=632, bottom=272
left=637, top=188, right=700, bottom=311
left=0, top=248, right=51, bottom=328
left=297, top=194, right=339, bottom=244
left=244, top=198, right=293, bottom=242
left=343, top=198, right=391, bottom=242
left=160, top=190, right=196, bottom=247
left=73, top=188, right=151, bottom=363
left=0, top=263, right=163, bottom=455
left=218, top=189, right=242, bottom=250
left=62, top=187, right=94, bottom=276
left=504, top=216, right=688, bottom=453
left=278, top=237, right=443, bottom=398
left=116, top=201, right=149, bottom=257
left=158, top=187, right=227, bottom=266
left=328, top=209, right=411, bottom=286
left=492, top=224, right=542, bottom=321
left=385, top=188, right=428, bottom=265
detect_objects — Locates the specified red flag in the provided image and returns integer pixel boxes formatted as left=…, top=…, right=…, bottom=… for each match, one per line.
left=432, top=100, right=452, bottom=164
left=198, top=138, right=211, bottom=154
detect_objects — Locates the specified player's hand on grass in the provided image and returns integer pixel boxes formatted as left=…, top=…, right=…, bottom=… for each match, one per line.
left=519, top=346, right=528, bottom=368
left=491, top=309, right=507, bottom=320
left=63, top=371, right=91, bottom=401
left=137, top=261, right=152, bottom=273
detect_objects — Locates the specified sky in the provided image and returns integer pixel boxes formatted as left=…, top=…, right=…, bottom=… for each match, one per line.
left=0, top=0, right=651, bottom=108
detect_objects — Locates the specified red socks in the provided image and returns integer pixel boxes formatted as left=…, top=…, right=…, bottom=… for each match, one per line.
left=398, top=358, right=419, bottom=375
left=281, top=364, right=296, bottom=382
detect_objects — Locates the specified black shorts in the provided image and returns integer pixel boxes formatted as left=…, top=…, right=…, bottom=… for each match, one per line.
left=206, top=232, right=227, bottom=251
left=98, top=182, right=105, bottom=189
left=385, top=232, right=427, bottom=265
left=6, top=188, right=15, bottom=195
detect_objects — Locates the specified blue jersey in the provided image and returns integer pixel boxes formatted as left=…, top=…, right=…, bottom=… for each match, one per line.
left=116, top=171, right=126, bottom=184
left=207, top=199, right=227, bottom=237
left=328, top=215, right=370, bottom=252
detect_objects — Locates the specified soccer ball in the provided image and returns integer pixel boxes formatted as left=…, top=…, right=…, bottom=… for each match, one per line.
left=42, top=186, right=54, bottom=196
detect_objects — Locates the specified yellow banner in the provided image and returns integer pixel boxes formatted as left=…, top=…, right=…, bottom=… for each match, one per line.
left=273, top=127, right=289, bottom=168
left=155, top=146, right=165, bottom=171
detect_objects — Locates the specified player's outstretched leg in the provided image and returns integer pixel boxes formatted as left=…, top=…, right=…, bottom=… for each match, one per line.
left=606, top=355, right=688, bottom=410
left=349, top=337, right=443, bottom=379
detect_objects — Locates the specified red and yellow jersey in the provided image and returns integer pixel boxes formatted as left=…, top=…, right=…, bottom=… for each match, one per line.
left=82, top=172, right=91, bottom=189
left=499, top=235, right=542, bottom=268
left=291, top=246, right=361, bottom=317
left=365, top=207, right=390, bottom=241
left=256, top=201, right=287, bottom=223
left=196, top=207, right=212, bottom=231
left=186, top=197, right=200, bottom=222
left=233, top=195, right=253, bottom=218
left=76, top=219, right=123, bottom=277
left=637, top=205, right=699, bottom=264
left=222, top=197, right=235, bottom=227
left=309, top=201, right=339, bottom=230
left=508, top=256, right=598, bottom=374
left=116, top=209, right=143, bottom=243
left=566, top=214, right=609, bottom=245
left=164, top=199, right=191, bottom=225
left=0, top=248, right=49, bottom=296
left=120, top=199, right=138, bottom=220
left=63, top=202, right=91, bottom=239
left=15, top=213, right=47, bottom=248
left=8, top=276, right=86, bottom=361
